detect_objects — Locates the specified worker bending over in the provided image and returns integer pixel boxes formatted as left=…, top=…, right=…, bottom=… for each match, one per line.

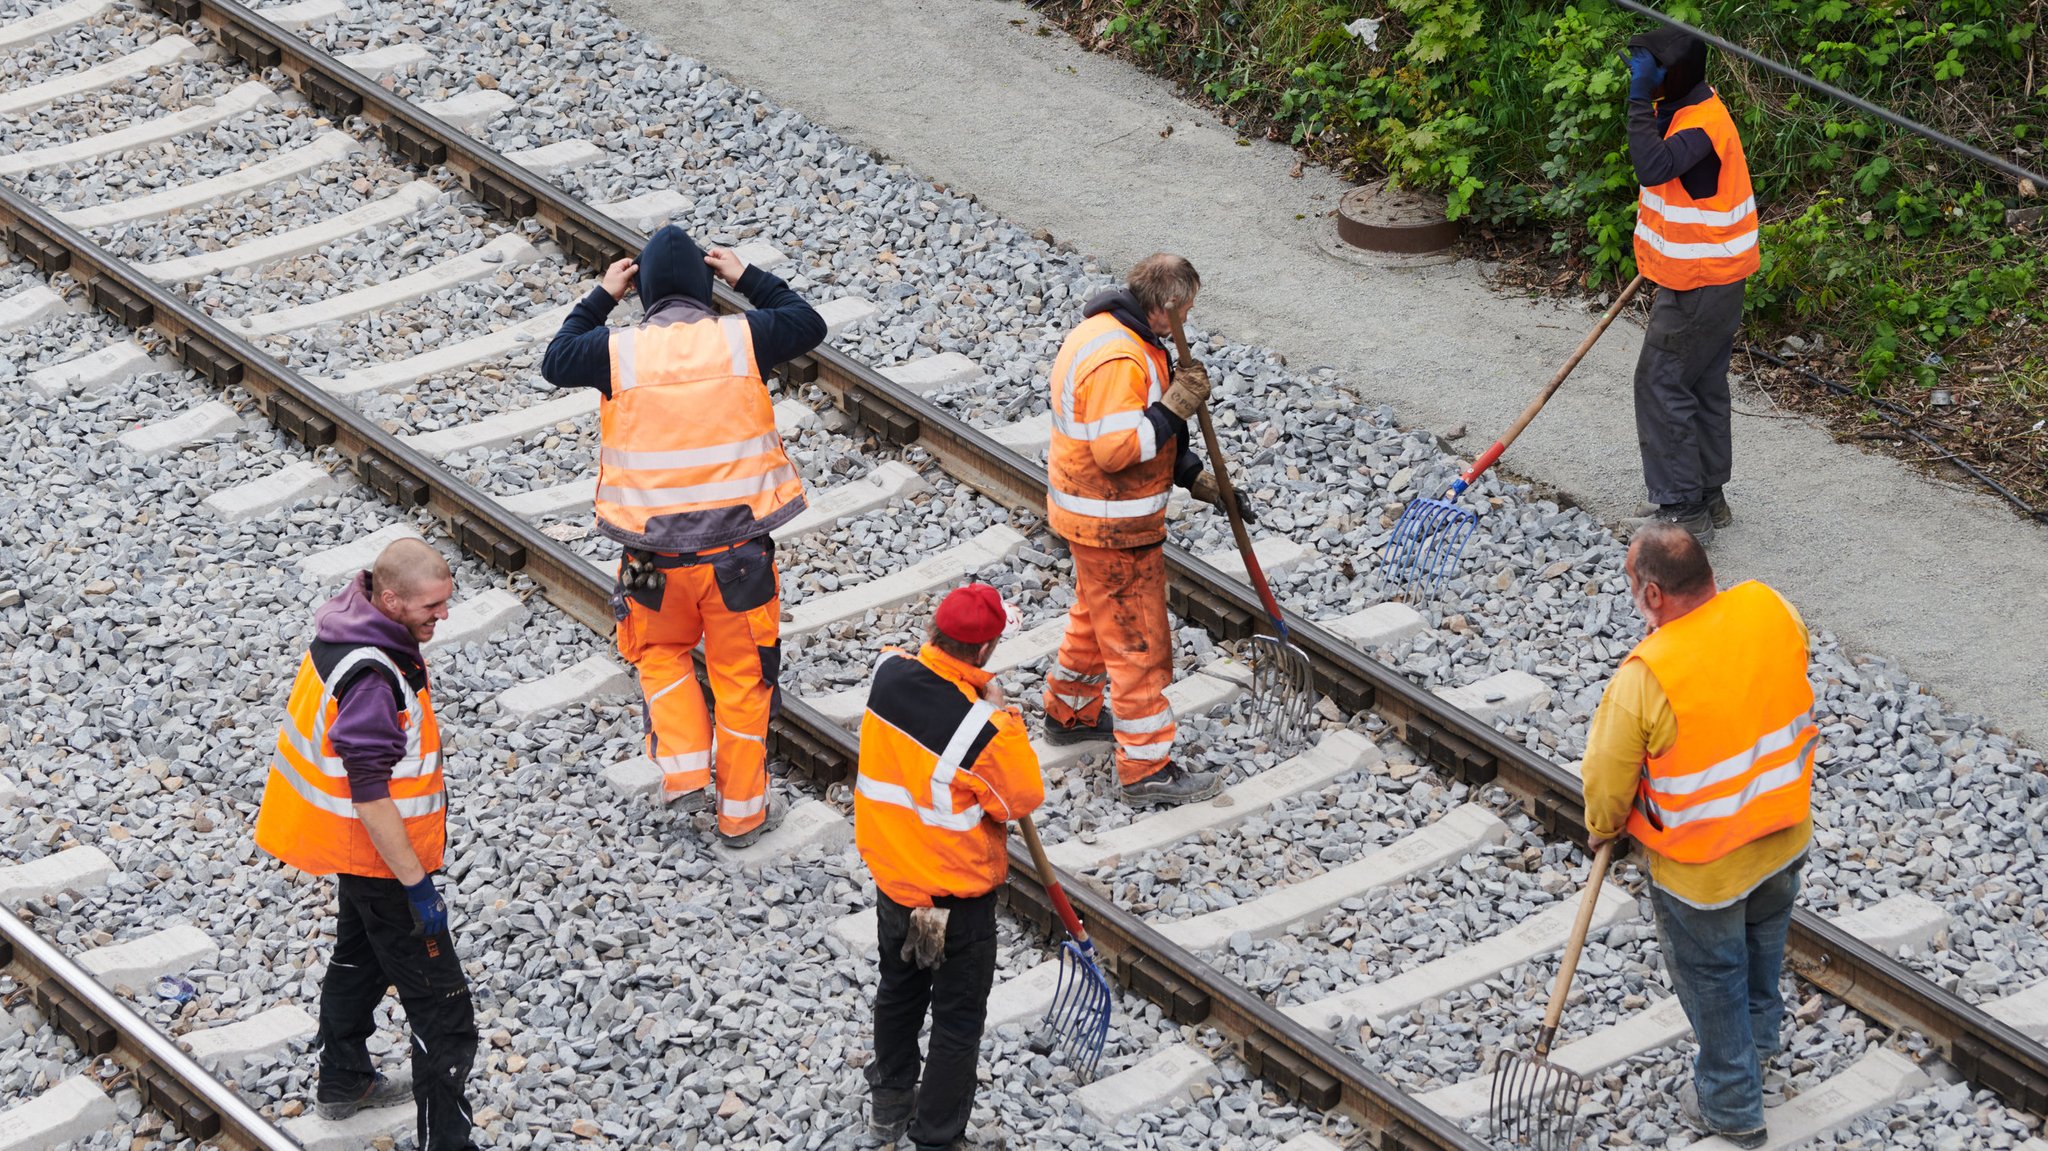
left=1041, top=253, right=1235, bottom=808
left=856, top=584, right=1046, bottom=1150
left=1582, top=523, right=1814, bottom=1148
left=1623, top=29, right=1760, bottom=546
left=542, top=225, right=824, bottom=845
left=254, top=539, right=478, bottom=1151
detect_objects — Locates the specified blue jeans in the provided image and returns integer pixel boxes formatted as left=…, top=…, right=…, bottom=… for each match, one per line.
left=1648, top=857, right=1802, bottom=1134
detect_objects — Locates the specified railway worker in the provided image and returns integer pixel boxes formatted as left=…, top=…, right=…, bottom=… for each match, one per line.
left=253, top=538, right=479, bottom=1151
left=855, top=584, right=1046, bottom=1151
left=541, top=224, right=825, bottom=846
left=1581, top=522, right=1815, bottom=1149
left=1621, top=27, right=1759, bottom=547
left=1041, top=252, right=1235, bottom=809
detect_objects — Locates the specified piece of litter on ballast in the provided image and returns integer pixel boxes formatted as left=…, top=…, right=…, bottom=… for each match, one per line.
left=1485, top=691, right=1507, bottom=703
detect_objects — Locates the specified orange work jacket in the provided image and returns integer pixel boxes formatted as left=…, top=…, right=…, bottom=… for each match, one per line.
left=256, top=646, right=446, bottom=879
left=1624, top=580, right=1816, bottom=863
left=1634, top=91, right=1761, bottom=291
left=855, top=645, right=1046, bottom=907
left=1045, top=313, right=1176, bottom=549
left=596, top=314, right=806, bottom=552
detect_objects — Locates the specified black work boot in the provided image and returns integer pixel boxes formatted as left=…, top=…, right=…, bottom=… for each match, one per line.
left=1114, top=762, right=1223, bottom=808
left=865, top=1087, right=915, bottom=1145
left=314, top=1071, right=412, bottom=1120
left=1044, top=710, right=1113, bottom=746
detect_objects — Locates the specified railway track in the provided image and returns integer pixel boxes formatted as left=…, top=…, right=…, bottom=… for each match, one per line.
left=1, top=1, right=2046, bottom=1148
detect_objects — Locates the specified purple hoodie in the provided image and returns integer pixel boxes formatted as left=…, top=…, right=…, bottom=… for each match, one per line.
left=315, top=571, right=427, bottom=804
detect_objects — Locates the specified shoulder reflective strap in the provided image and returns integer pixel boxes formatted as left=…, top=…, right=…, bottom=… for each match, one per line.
left=613, top=327, right=639, bottom=392
left=1056, top=328, right=1147, bottom=437
left=718, top=314, right=752, bottom=377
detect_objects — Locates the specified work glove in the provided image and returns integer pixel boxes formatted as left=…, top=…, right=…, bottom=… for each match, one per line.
left=903, top=906, right=950, bottom=971
left=1160, top=362, right=1211, bottom=420
left=1626, top=47, right=1665, bottom=102
left=403, top=874, right=448, bottom=939
left=1188, top=471, right=1257, bottom=525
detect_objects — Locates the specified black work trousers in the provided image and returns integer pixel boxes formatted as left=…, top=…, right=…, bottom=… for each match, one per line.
left=1634, top=279, right=1746, bottom=509
left=317, top=874, right=479, bottom=1151
left=867, top=888, right=999, bottom=1151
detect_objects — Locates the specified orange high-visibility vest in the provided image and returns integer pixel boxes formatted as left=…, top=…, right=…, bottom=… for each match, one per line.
left=1634, top=91, right=1760, bottom=291
left=1624, top=580, right=1815, bottom=863
left=855, top=646, right=1045, bottom=907
left=1045, top=313, right=1176, bottom=549
left=596, top=315, right=805, bottom=552
left=256, top=647, right=445, bottom=879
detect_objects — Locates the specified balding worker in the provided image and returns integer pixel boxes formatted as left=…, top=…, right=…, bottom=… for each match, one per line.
left=1582, top=522, right=1815, bottom=1148
left=255, top=539, right=479, bottom=1151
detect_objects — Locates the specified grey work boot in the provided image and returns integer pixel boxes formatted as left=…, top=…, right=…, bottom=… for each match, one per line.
left=720, top=792, right=786, bottom=849
left=1677, top=1082, right=1766, bottom=1149
left=1043, top=710, right=1113, bottom=746
left=1636, top=490, right=1733, bottom=529
left=314, top=1071, right=412, bottom=1120
left=1114, top=762, right=1223, bottom=809
left=1623, top=502, right=1715, bottom=546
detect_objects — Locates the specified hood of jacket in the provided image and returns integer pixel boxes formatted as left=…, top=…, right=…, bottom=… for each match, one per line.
left=637, top=224, right=718, bottom=321
left=315, top=571, right=424, bottom=661
left=1629, top=26, right=1709, bottom=109
left=1081, top=287, right=1166, bottom=352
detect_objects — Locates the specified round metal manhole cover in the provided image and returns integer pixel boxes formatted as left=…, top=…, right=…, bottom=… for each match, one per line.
left=1337, top=179, right=1461, bottom=255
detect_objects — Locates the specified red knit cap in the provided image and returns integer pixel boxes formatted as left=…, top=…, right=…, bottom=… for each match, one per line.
left=934, top=583, right=1007, bottom=644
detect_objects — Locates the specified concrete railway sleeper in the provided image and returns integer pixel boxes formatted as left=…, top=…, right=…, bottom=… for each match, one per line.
left=0, top=1, right=2044, bottom=1148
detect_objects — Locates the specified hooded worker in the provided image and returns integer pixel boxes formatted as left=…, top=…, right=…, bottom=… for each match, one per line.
left=541, top=224, right=825, bottom=845
left=1621, top=27, right=1759, bottom=546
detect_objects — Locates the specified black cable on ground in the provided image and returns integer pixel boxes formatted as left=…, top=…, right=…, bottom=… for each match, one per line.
left=1605, top=0, right=2047, bottom=192
left=1737, top=343, right=2047, bottom=524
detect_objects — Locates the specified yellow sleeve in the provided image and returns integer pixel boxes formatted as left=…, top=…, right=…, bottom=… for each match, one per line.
left=1581, top=661, right=1677, bottom=839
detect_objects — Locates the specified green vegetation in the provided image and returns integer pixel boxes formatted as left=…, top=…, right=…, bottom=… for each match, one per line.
left=1054, top=0, right=2046, bottom=398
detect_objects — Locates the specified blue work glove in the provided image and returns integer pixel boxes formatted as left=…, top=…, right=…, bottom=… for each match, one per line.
left=403, top=874, right=448, bottom=939
left=1627, top=47, right=1665, bottom=102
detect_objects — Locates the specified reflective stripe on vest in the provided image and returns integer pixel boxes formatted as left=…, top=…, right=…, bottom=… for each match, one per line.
left=856, top=659, right=998, bottom=834
left=1623, top=581, right=1815, bottom=863
left=1045, top=313, right=1177, bottom=547
left=596, top=315, right=805, bottom=551
left=255, top=647, right=446, bottom=878
left=1633, top=92, right=1760, bottom=291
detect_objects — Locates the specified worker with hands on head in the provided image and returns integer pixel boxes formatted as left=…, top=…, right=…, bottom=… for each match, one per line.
left=1621, top=29, right=1761, bottom=547
left=254, top=538, right=480, bottom=1151
left=854, top=584, right=1046, bottom=1151
left=541, top=225, right=825, bottom=846
left=1041, top=253, right=1230, bottom=809
left=1582, top=523, right=1815, bottom=1149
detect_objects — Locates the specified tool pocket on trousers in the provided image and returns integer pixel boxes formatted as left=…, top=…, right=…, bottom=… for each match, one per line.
left=711, top=537, right=778, bottom=613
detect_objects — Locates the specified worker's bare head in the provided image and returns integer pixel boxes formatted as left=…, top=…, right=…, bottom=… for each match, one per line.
left=1625, top=523, right=1717, bottom=628
left=370, top=538, right=455, bottom=644
left=1127, top=253, right=1201, bottom=336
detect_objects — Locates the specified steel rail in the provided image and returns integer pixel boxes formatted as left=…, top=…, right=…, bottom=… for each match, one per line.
left=16, top=0, right=2048, bottom=1131
left=0, top=41, right=1482, bottom=1150
left=0, top=905, right=302, bottom=1148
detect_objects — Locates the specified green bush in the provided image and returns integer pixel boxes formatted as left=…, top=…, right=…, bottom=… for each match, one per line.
left=1059, top=0, right=2047, bottom=394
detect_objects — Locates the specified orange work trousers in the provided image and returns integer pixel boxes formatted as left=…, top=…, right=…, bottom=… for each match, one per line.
left=614, top=536, right=781, bottom=836
left=1042, top=540, right=1175, bottom=786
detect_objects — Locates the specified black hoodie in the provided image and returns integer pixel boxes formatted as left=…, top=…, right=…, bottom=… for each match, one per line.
left=541, top=224, right=826, bottom=397
left=1626, top=28, right=1723, bottom=201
